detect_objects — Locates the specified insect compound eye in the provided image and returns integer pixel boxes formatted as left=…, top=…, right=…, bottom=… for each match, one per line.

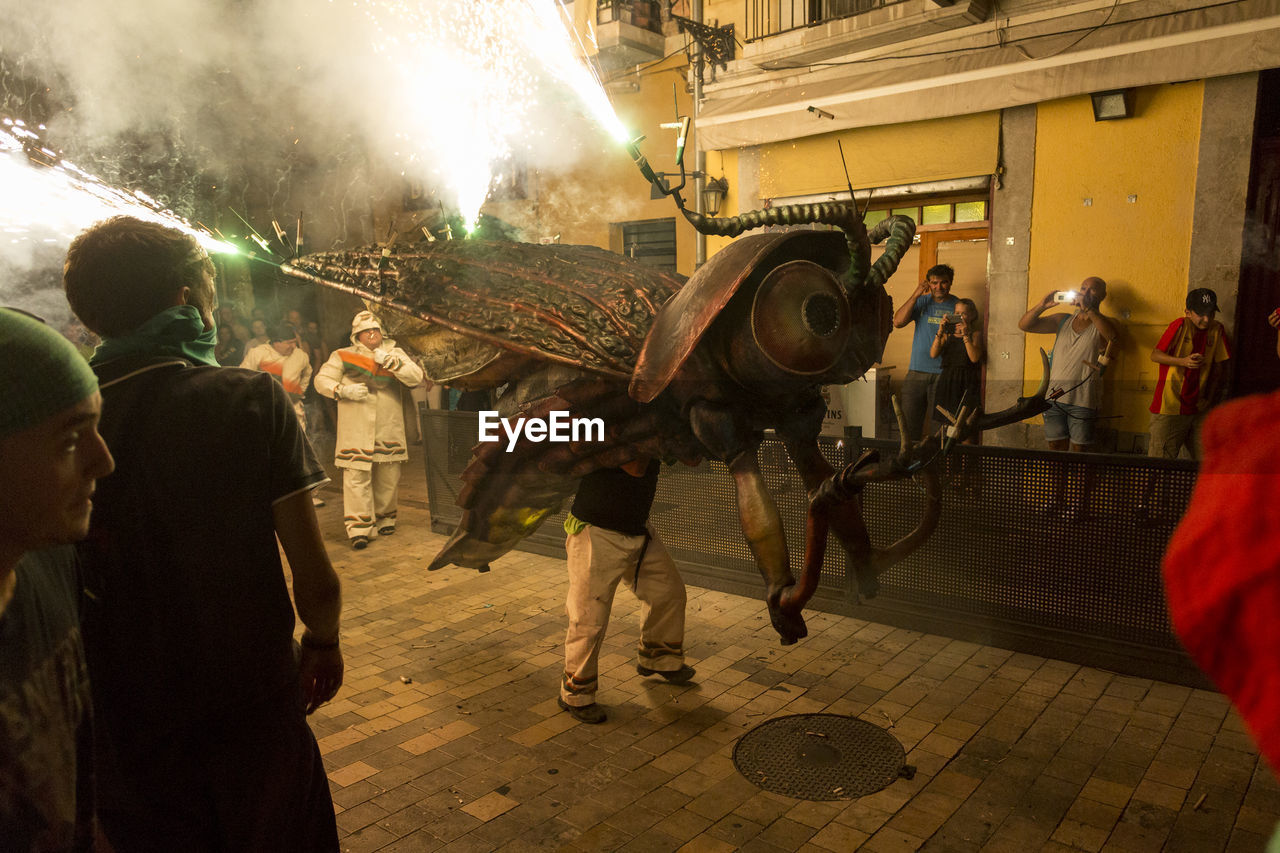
left=749, top=259, right=851, bottom=375
left=802, top=291, right=842, bottom=338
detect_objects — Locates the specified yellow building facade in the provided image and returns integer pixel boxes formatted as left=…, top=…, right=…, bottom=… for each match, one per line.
left=487, top=0, right=1279, bottom=450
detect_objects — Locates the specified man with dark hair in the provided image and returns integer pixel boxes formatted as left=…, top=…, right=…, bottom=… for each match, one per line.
left=892, top=263, right=959, bottom=441
left=63, top=216, right=344, bottom=852
left=0, top=308, right=114, bottom=850
left=558, top=459, right=694, bottom=725
left=1147, top=287, right=1232, bottom=460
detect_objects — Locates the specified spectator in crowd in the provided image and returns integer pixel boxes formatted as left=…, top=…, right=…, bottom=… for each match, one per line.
left=1018, top=277, right=1119, bottom=453
left=242, top=322, right=314, bottom=427
left=314, top=310, right=424, bottom=549
left=931, top=297, right=985, bottom=492
left=892, top=264, right=959, bottom=441
left=216, top=304, right=244, bottom=332
left=1019, top=277, right=1118, bottom=521
left=0, top=308, right=114, bottom=850
left=62, top=216, right=344, bottom=852
left=248, top=318, right=270, bottom=348
left=242, top=322, right=326, bottom=506
left=215, top=323, right=244, bottom=366
left=559, top=459, right=694, bottom=724
left=930, top=297, right=985, bottom=431
left=1146, top=287, right=1232, bottom=460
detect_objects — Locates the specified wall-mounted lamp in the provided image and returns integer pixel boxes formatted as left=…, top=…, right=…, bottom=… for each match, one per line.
left=703, top=176, right=729, bottom=216
left=1090, top=88, right=1135, bottom=121
left=807, top=105, right=835, bottom=120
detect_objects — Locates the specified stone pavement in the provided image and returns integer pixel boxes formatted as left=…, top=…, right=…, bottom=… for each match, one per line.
left=305, top=462, right=1280, bottom=852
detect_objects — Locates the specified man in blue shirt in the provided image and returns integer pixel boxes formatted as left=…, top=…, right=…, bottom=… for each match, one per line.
left=892, top=264, right=959, bottom=441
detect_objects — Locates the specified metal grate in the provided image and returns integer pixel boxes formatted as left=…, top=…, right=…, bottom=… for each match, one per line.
left=619, top=218, right=678, bottom=273
left=745, top=0, right=910, bottom=42
left=733, top=713, right=906, bottom=800
left=421, top=408, right=1203, bottom=684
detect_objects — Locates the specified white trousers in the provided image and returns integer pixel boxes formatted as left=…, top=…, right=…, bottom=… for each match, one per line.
left=561, top=524, right=686, bottom=707
left=342, top=462, right=402, bottom=539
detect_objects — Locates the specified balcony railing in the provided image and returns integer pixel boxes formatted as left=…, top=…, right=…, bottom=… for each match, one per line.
left=597, top=0, right=664, bottom=35
left=745, top=0, right=909, bottom=42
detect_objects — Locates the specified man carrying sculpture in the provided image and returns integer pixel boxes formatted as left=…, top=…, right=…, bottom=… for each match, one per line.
left=559, top=459, right=695, bottom=724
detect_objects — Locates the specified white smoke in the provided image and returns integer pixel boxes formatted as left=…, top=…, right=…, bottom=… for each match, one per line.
left=0, top=0, right=632, bottom=311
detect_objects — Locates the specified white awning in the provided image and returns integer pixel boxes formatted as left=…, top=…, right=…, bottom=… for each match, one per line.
left=698, top=8, right=1280, bottom=150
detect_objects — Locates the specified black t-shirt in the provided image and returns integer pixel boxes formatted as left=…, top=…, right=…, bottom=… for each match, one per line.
left=571, top=460, right=660, bottom=537
left=0, top=547, right=94, bottom=852
left=79, top=358, right=327, bottom=744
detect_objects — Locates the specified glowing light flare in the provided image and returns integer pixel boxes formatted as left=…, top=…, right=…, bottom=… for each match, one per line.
left=355, top=0, right=629, bottom=231
left=521, top=0, right=629, bottom=143
left=0, top=122, right=237, bottom=255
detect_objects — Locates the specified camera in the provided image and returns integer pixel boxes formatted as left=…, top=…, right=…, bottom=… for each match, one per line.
left=1054, top=290, right=1078, bottom=304
left=942, top=313, right=962, bottom=323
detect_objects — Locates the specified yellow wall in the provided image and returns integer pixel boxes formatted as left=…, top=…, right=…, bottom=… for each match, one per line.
left=758, top=112, right=1000, bottom=199
left=1025, top=83, right=1203, bottom=434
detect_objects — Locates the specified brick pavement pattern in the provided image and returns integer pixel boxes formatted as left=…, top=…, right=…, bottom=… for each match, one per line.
left=303, top=464, right=1280, bottom=852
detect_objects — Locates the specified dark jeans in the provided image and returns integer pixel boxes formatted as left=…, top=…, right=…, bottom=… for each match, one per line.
left=900, top=369, right=941, bottom=442
left=96, top=696, right=338, bottom=853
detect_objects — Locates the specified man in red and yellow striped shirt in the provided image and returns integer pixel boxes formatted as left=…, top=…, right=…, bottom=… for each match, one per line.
left=1147, top=288, right=1232, bottom=460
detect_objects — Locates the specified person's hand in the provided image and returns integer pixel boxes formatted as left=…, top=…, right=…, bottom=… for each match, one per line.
left=1268, top=309, right=1279, bottom=329
left=938, top=318, right=954, bottom=338
left=1040, top=290, right=1059, bottom=309
left=338, top=383, right=370, bottom=401
left=381, top=353, right=404, bottom=371
left=298, top=640, right=343, bottom=715
left=372, top=348, right=387, bottom=365
left=1183, top=353, right=1205, bottom=369
left=956, top=321, right=968, bottom=339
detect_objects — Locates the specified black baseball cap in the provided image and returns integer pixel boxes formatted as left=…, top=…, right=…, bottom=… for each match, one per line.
left=1186, top=288, right=1218, bottom=315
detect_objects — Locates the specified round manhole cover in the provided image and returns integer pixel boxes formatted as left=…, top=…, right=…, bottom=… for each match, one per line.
left=733, top=713, right=906, bottom=801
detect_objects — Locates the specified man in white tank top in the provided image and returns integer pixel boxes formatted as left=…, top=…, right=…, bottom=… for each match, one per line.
left=1019, top=277, right=1120, bottom=520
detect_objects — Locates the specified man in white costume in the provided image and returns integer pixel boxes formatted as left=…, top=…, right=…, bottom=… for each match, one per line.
left=314, top=311, right=423, bottom=548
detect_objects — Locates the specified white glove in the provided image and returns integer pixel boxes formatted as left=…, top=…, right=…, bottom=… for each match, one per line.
left=372, top=349, right=387, bottom=365
left=337, top=383, right=369, bottom=401
left=381, top=353, right=403, bottom=371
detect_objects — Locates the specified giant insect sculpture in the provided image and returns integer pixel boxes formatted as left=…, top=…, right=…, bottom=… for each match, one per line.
left=283, top=135, right=1050, bottom=645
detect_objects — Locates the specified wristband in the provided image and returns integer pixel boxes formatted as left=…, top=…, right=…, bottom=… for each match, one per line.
left=301, top=631, right=340, bottom=650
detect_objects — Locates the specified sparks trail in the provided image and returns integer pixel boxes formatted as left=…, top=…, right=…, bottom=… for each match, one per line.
left=0, top=117, right=235, bottom=255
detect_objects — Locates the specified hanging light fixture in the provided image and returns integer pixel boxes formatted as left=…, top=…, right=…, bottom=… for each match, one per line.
left=703, top=176, right=729, bottom=217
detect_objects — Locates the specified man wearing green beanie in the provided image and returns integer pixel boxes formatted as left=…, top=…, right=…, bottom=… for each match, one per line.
left=0, top=307, right=115, bottom=849
left=62, top=216, right=344, bottom=852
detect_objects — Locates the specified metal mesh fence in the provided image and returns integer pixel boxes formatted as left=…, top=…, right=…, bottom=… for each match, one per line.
left=421, top=407, right=1204, bottom=686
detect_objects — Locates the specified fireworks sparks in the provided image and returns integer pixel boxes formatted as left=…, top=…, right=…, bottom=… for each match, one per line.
left=356, top=0, right=630, bottom=232
left=0, top=118, right=236, bottom=255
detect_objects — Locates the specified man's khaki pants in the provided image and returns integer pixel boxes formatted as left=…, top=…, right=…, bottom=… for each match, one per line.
left=342, top=462, right=402, bottom=539
left=561, top=524, right=686, bottom=707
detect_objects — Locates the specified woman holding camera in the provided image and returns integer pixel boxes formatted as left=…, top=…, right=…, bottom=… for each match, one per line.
left=930, top=297, right=985, bottom=438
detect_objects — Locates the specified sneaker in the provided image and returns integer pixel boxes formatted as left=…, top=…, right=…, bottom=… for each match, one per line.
left=378, top=526, right=395, bottom=536
left=557, top=696, right=607, bottom=724
left=636, top=664, right=696, bottom=684
left=351, top=536, right=370, bottom=550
